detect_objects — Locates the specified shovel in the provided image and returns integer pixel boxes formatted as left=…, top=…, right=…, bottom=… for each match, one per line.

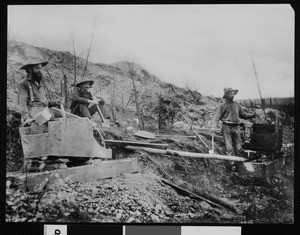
left=34, top=107, right=52, bottom=125
left=194, top=128, right=221, bottom=154
left=96, top=104, right=109, bottom=126
left=134, top=130, right=197, bottom=140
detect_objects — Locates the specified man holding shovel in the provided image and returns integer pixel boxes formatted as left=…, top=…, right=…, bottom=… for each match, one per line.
left=18, top=60, right=64, bottom=126
left=70, top=78, right=110, bottom=121
left=212, top=87, right=257, bottom=156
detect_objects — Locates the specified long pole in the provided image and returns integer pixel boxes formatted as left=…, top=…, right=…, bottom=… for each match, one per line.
left=252, top=58, right=266, bottom=120
left=126, top=146, right=246, bottom=162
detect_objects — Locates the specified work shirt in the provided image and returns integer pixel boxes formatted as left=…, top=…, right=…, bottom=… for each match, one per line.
left=213, top=99, right=254, bottom=127
left=69, top=88, right=93, bottom=114
left=70, top=88, right=93, bottom=106
left=18, top=76, right=59, bottom=121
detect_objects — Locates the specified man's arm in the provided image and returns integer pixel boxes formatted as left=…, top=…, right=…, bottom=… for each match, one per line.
left=70, top=90, right=91, bottom=104
left=18, top=83, right=30, bottom=121
left=238, top=104, right=255, bottom=119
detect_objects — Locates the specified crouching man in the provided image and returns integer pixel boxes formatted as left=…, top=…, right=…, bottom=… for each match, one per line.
left=70, top=78, right=110, bottom=120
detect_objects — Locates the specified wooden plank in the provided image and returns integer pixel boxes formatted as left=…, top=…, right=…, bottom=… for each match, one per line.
left=104, top=140, right=169, bottom=150
left=126, top=146, right=246, bottom=162
left=8, top=158, right=139, bottom=191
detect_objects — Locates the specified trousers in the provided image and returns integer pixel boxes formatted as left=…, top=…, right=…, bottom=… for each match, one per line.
left=73, top=102, right=110, bottom=119
left=222, top=124, right=242, bottom=156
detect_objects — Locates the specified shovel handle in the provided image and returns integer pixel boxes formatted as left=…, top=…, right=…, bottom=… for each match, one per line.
left=60, top=103, right=66, bottom=118
left=194, top=131, right=210, bottom=149
left=96, top=104, right=107, bottom=125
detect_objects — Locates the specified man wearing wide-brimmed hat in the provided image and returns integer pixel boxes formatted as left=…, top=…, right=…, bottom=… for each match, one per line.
left=212, top=87, right=257, bottom=156
left=18, top=60, right=64, bottom=126
left=70, top=77, right=110, bottom=119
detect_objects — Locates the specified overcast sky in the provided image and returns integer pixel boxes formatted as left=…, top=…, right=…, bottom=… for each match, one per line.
left=8, top=4, right=294, bottom=99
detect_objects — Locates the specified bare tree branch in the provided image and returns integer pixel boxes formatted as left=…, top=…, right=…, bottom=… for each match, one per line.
left=82, top=14, right=98, bottom=77
left=127, top=62, right=144, bottom=129
left=71, top=33, right=77, bottom=86
left=110, top=72, right=116, bottom=123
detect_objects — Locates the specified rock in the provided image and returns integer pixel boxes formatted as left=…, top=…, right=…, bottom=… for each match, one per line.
left=155, top=204, right=162, bottom=214
left=134, top=210, right=141, bottom=216
left=151, top=214, right=160, bottom=223
left=88, top=208, right=94, bottom=213
left=173, top=121, right=190, bottom=131
left=126, top=126, right=134, bottom=132
left=115, top=213, right=122, bottom=220
left=220, top=213, right=234, bottom=220
left=133, top=118, right=139, bottom=125
left=126, top=217, right=135, bottom=223
left=199, top=201, right=211, bottom=210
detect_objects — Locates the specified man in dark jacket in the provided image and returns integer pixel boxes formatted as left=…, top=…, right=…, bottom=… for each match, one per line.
left=70, top=79, right=110, bottom=120
left=212, top=87, right=257, bottom=156
left=18, top=60, right=63, bottom=126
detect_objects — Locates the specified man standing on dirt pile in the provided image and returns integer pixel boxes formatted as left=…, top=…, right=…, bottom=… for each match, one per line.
left=18, top=60, right=64, bottom=126
left=70, top=78, right=110, bottom=120
left=212, top=87, right=257, bottom=156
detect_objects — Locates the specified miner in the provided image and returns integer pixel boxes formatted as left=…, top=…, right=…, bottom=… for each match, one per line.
left=212, top=87, right=257, bottom=156
left=18, top=60, right=63, bottom=126
left=70, top=78, right=110, bottom=120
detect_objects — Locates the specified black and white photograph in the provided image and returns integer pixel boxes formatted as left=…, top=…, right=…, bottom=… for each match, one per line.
left=6, top=4, right=294, bottom=224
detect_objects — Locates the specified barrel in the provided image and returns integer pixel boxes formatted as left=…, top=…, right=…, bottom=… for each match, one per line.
left=249, top=124, right=283, bottom=152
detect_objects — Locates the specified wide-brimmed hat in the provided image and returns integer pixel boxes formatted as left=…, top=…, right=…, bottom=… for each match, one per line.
left=20, top=60, right=48, bottom=70
left=223, top=87, right=239, bottom=98
left=76, top=78, right=94, bottom=87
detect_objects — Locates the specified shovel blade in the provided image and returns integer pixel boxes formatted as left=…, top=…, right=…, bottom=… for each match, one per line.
left=34, top=108, right=52, bottom=125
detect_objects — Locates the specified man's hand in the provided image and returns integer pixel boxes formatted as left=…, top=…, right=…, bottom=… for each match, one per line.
left=89, top=99, right=98, bottom=105
left=21, top=118, right=34, bottom=127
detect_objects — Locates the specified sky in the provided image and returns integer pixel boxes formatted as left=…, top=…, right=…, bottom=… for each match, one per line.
left=8, top=4, right=294, bottom=99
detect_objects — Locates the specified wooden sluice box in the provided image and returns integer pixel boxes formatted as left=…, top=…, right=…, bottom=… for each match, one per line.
left=237, top=157, right=287, bottom=179
left=19, top=118, right=112, bottom=159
